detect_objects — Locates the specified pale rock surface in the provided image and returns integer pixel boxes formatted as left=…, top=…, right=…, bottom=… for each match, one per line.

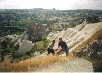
left=18, top=40, right=34, bottom=55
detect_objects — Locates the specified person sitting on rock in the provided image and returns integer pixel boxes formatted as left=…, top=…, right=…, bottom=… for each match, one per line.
left=57, top=38, right=69, bottom=56
left=47, top=40, right=55, bottom=55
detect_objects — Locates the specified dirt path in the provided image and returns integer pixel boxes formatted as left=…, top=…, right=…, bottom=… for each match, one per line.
left=35, top=58, right=93, bottom=72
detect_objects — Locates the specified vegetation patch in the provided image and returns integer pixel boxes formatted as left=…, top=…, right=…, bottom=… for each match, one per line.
left=31, top=36, right=50, bottom=54
left=0, top=53, right=75, bottom=72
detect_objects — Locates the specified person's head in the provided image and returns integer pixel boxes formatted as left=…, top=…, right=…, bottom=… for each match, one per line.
left=59, top=38, right=62, bottom=42
left=52, top=40, right=55, bottom=44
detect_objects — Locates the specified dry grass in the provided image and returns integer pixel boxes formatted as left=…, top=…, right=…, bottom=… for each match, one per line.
left=0, top=53, right=76, bottom=72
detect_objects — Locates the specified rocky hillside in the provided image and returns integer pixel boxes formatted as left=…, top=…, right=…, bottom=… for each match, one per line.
left=76, top=35, right=102, bottom=59
left=1, top=21, right=102, bottom=72
left=47, top=20, right=102, bottom=72
left=47, top=22, right=102, bottom=55
left=76, top=34, right=102, bottom=71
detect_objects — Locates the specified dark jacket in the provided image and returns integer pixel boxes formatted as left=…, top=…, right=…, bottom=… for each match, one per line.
left=58, top=41, right=68, bottom=49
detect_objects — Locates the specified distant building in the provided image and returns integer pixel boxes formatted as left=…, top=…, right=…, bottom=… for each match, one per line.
left=33, top=8, right=56, bottom=11
left=33, top=8, right=43, bottom=11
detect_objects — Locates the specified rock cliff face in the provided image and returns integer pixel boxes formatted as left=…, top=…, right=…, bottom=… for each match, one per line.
left=85, top=16, right=100, bottom=24
left=18, top=40, right=34, bottom=55
left=76, top=35, right=102, bottom=59
left=76, top=35, right=102, bottom=72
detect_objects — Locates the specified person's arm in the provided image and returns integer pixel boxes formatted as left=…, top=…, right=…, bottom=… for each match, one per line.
left=62, top=47, right=65, bottom=50
left=49, top=43, right=53, bottom=49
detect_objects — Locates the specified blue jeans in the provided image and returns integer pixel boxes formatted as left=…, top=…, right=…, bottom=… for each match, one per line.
left=57, top=47, right=69, bottom=56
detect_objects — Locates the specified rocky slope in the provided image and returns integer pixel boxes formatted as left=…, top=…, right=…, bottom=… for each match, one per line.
left=76, top=35, right=102, bottom=59
left=76, top=34, right=102, bottom=71
left=47, top=21, right=102, bottom=72
left=47, top=22, right=102, bottom=55
left=26, top=22, right=102, bottom=72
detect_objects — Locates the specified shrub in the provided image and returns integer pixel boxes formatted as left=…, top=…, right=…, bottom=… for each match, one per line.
left=42, top=36, right=47, bottom=42
left=32, top=39, right=50, bottom=54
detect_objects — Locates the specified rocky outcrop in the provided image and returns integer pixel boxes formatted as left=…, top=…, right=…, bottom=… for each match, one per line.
left=76, top=35, right=102, bottom=59
left=47, top=22, right=102, bottom=56
left=18, top=40, right=34, bottom=55
left=27, top=21, right=45, bottom=42
left=85, top=16, right=100, bottom=24
left=75, top=35, right=102, bottom=72
left=14, top=31, right=34, bottom=55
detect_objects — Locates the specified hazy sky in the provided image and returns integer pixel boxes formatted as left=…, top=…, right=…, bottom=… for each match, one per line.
left=0, top=0, right=102, bottom=10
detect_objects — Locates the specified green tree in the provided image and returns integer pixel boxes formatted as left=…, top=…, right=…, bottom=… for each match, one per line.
left=42, top=36, right=47, bottom=42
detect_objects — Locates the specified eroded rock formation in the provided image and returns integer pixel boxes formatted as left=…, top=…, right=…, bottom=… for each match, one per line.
left=76, top=34, right=102, bottom=59
left=27, top=20, right=45, bottom=42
